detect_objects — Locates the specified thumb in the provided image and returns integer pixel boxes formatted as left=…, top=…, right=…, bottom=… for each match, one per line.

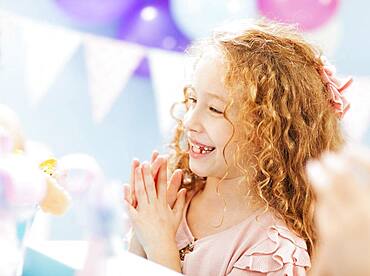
left=123, top=198, right=137, bottom=220
left=173, top=188, right=187, bottom=222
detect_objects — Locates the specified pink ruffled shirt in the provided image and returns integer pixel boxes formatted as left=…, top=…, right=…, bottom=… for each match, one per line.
left=175, top=192, right=311, bottom=275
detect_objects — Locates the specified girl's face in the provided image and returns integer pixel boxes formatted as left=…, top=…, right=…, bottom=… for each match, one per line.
left=184, top=50, right=241, bottom=179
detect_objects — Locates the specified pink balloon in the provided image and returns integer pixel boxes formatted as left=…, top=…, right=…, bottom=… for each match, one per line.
left=257, top=0, right=339, bottom=31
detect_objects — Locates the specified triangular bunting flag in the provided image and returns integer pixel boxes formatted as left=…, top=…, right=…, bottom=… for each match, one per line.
left=21, top=19, right=82, bottom=105
left=83, top=35, right=145, bottom=123
left=148, top=49, right=187, bottom=139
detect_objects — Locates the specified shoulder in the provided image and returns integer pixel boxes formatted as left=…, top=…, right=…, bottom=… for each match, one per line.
left=230, top=211, right=311, bottom=276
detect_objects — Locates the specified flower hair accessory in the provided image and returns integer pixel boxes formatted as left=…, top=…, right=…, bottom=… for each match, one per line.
left=319, top=56, right=353, bottom=119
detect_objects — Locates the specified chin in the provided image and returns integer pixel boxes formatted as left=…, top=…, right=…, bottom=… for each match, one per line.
left=189, top=161, right=210, bottom=178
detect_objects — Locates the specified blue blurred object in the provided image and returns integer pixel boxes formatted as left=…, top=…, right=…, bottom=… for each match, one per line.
left=170, top=0, right=256, bottom=39
left=117, top=0, right=190, bottom=77
left=55, top=0, right=137, bottom=25
left=16, top=220, right=28, bottom=241
left=22, top=247, right=74, bottom=276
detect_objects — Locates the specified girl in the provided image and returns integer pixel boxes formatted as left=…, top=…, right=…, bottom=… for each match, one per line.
left=123, top=19, right=352, bottom=275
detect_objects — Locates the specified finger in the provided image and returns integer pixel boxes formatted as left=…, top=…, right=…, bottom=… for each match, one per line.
left=307, top=158, right=359, bottom=225
left=315, top=200, right=335, bottom=239
left=343, top=146, right=370, bottom=183
left=308, top=153, right=364, bottom=211
left=155, top=157, right=168, bottom=203
left=151, top=156, right=164, bottom=183
left=320, top=152, right=363, bottom=201
left=124, top=198, right=138, bottom=219
left=157, top=158, right=168, bottom=204
left=123, top=183, right=131, bottom=204
left=130, top=159, right=140, bottom=207
left=142, top=162, right=157, bottom=204
left=306, top=159, right=331, bottom=195
left=167, top=169, right=183, bottom=208
left=150, top=150, right=159, bottom=164
left=135, top=165, right=148, bottom=207
left=306, top=159, right=345, bottom=209
left=173, top=188, right=187, bottom=222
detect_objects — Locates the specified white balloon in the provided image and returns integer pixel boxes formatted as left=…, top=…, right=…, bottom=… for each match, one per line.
left=170, top=0, right=257, bottom=39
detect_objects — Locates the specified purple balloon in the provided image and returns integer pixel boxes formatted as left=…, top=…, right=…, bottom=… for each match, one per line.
left=116, top=0, right=190, bottom=77
left=55, top=0, right=137, bottom=24
left=257, top=0, right=339, bottom=31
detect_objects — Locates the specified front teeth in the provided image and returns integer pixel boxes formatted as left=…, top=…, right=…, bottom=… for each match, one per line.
left=193, top=144, right=212, bottom=151
left=190, top=142, right=215, bottom=155
left=193, top=144, right=201, bottom=149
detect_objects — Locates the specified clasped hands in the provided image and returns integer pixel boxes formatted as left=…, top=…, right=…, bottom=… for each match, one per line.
left=123, top=151, right=187, bottom=257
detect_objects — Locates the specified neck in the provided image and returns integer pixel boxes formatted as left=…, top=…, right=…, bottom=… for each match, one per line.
left=199, top=175, right=250, bottom=205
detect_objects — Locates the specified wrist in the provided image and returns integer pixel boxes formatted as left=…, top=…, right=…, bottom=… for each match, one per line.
left=145, top=241, right=181, bottom=272
left=127, top=229, right=147, bottom=258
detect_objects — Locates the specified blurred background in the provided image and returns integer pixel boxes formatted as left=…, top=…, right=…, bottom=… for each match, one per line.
left=0, top=0, right=369, bottom=182
left=0, top=0, right=369, bottom=275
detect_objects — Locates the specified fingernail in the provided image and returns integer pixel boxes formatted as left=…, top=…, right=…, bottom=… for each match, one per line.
left=306, top=160, right=329, bottom=189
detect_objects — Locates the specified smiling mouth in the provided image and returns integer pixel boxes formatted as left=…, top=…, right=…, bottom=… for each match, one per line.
left=189, top=140, right=216, bottom=155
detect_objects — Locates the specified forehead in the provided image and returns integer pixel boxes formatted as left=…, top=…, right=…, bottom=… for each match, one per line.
left=192, top=50, right=229, bottom=101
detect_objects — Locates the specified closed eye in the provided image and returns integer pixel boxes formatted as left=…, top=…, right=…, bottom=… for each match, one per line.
left=209, top=106, right=223, bottom=114
left=188, top=97, right=197, bottom=104
left=185, top=97, right=197, bottom=109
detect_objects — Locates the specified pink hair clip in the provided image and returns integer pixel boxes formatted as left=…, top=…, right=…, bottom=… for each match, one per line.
left=319, top=56, right=353, bottom=119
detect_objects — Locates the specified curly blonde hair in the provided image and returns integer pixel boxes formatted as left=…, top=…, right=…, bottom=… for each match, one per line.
left=168, top=19, right=345, bottom=256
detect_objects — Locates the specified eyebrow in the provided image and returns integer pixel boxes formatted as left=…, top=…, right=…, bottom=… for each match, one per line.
left=187, top=86, right=227, bottom=103
left=205, top=92, right=227, bottom=102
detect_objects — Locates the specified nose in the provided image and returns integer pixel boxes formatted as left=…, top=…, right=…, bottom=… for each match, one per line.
left=183, top=107, right=203, bottom=134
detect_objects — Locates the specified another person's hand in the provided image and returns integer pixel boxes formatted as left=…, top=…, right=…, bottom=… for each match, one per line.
left=306, top=146, right=370, bottom=276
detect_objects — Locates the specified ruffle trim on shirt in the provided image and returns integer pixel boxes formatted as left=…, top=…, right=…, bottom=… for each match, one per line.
left=233, top=224, right=311, bottom=275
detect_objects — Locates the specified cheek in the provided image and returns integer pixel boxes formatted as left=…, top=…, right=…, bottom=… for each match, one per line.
left=213, top=123, right=234, bottom=153
left=218, top=142, right=238, bottom=166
